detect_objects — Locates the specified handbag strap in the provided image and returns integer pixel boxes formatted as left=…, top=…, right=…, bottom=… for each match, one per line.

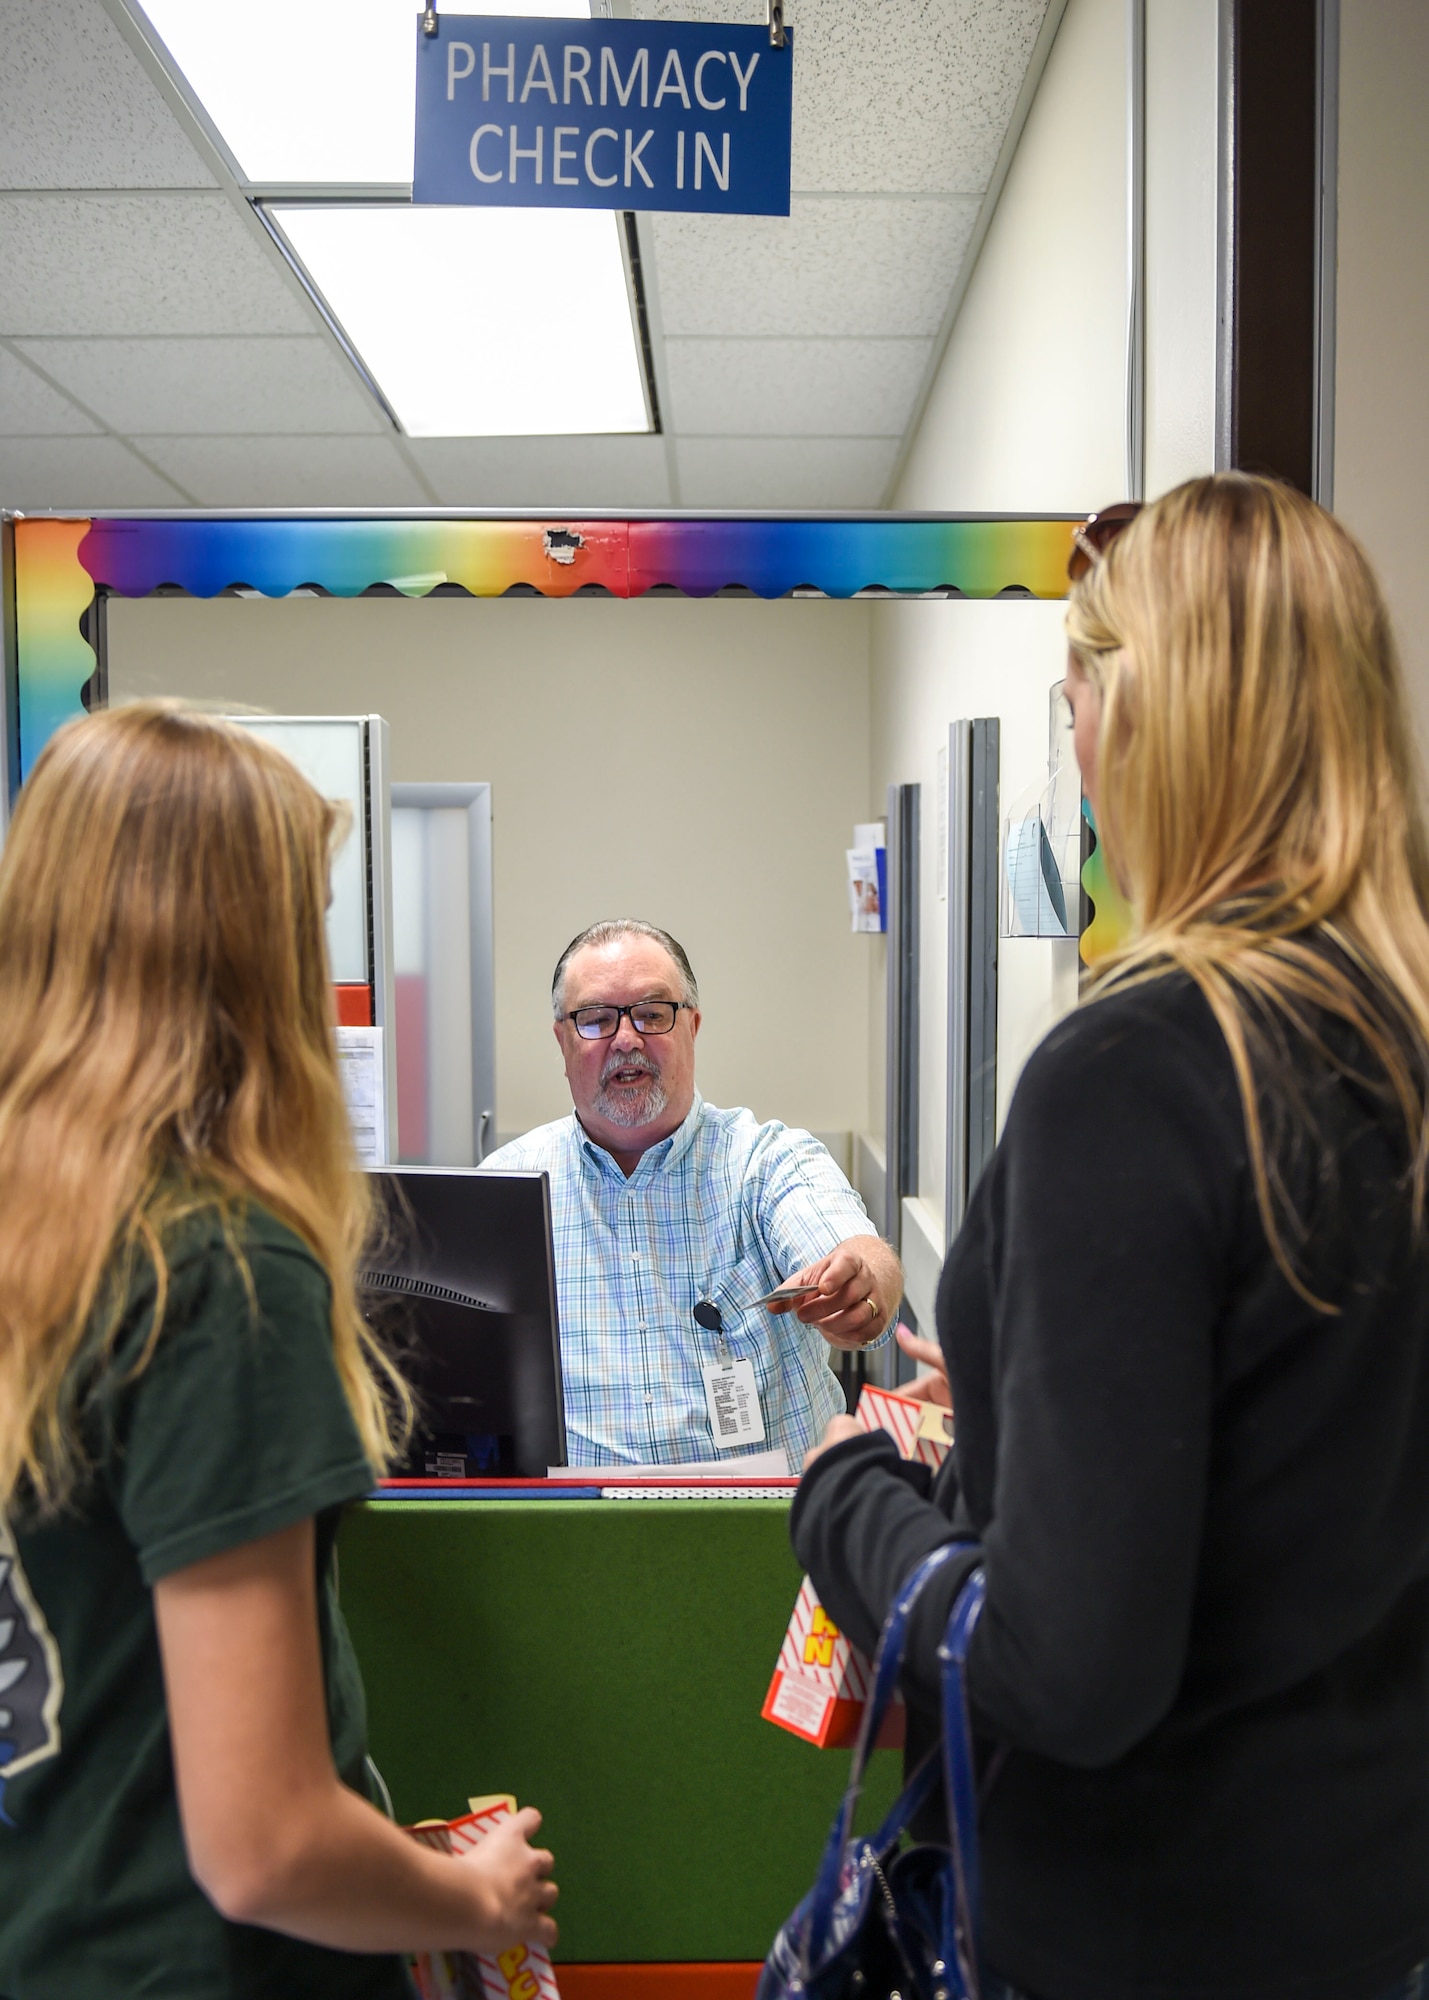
left=938, top=1565, right=988, bottom=2000
left=804, top=1539, right=973, bottom=1959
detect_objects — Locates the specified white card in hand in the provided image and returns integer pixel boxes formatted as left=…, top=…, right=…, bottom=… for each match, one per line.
left=702, top=1357, right=767, bottom=1449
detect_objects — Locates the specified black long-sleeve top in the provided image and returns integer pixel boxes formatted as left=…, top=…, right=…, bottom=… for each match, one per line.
left=792, top=973, right=1429, bottom=2000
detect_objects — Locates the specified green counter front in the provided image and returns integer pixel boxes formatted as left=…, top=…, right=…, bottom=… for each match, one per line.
left=337, top=1498, right=902, bottom=1965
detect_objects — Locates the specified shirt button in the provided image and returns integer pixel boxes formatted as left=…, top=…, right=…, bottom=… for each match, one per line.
left=631, top=1253, right=641, bottom=1263
left=638, top=1323, right=647, bottom=1332
left=645, top=1395, right=653, bottom=1406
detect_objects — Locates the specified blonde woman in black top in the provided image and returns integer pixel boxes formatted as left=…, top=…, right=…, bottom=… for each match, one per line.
left=0, top=705, right=557, bottom=1998
left=795, top=474, right=1429, bottom=2000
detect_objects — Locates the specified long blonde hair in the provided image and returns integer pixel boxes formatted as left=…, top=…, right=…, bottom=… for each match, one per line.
left=0, top=701, right=410, bottom=1512
left=1067, top=473, right=1429, bottom=1297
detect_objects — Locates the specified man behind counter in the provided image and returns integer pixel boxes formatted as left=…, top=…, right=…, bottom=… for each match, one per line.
left=479, top=919, right=902, bottom=1469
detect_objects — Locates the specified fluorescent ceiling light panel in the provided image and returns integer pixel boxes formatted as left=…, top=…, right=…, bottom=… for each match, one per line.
left=273, top=206, right=649, bottom=436
left=137, top=0, right=590, bottom=184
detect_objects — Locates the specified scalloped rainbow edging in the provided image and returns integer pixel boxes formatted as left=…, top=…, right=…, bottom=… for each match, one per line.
left=10, top=514, right=1079, bottom=781
left=1079, top=800, right=1135, bottom=967
left=14, top=519, right=96, bottom=771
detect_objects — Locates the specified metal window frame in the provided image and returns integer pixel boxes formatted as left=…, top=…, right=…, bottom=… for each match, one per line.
left=1215, top=0, right=1331, bottom=492
left=945, top=719, right=1000, bottom=1251
left=1126, top=0, right=1147, bottom=502
left=390, top=780, right=497, bottom=1164
left=1313, top=0, right=1340, bottom=507
left=867, top=775, right=923, bottom=1389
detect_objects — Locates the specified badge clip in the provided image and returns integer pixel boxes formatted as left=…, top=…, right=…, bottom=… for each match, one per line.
left=693, top=1296, right=731, bottom=1365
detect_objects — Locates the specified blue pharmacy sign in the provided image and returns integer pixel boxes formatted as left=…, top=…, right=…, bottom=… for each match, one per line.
left=413, top=14, right=792, bottom=216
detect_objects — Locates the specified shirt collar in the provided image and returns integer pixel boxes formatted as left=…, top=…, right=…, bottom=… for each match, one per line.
left=574, top=1091, right=706, bottom=1183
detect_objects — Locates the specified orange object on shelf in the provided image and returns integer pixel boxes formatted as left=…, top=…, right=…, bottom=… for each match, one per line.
left=558, top=1968, right=760, bottom=2000
left=333, top=983, right=373, bottom=1026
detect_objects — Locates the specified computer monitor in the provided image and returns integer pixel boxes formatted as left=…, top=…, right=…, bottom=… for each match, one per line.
left=362, top=1168, right=567, bottom=1478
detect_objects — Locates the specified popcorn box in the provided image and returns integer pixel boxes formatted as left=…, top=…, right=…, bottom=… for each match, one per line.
left=407, top=1794, right=560, bottom=2000
left=855, top=1383, right=955, bottom=1468
left=761, top=1385, right=953, bottom=1749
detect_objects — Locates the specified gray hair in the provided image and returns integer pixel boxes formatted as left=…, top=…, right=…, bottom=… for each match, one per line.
left=551, top=919, right=699, bottom=1017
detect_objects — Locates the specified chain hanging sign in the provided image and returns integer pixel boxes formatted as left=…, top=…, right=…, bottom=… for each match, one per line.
left=414, top=13, right=792, bottom=217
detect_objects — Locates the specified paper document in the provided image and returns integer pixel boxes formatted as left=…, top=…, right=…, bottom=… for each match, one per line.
left=335, top=1026, right=387, bottom=1167
left=1005, top=814, right=1070, bottom=937
left=547, top=1446, right=791, bottom=1480
left=848, top=821, right=887, bottom=934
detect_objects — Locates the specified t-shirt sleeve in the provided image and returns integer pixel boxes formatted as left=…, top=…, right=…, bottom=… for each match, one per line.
left=747, top=1125, right=876, bottom=1278
left=100, top=1232, right=377, bottom=1585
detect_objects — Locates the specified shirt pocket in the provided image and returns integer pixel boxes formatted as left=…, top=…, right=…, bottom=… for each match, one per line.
left=699, top=1242, right=784, bottom=1359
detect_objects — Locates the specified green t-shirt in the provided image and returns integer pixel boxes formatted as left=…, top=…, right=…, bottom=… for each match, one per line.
left=0, top=1201, right=415, bottom=2000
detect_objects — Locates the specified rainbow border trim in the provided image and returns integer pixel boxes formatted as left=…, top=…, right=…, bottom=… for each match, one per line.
left=11, top=514, right=1078, bottom=781
left=13, top=519, right=96, bottom=775
left=1079, top=800, right=1135, bottom=970
left=6, top=511, right=1132, bottom=963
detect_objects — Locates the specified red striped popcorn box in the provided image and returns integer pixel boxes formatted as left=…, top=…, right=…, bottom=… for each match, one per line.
left=761, top=1571, right=903, bottom=1749
left=408, top=1795, right=561, bottom=2000
left=856, top=1383, right=954, bottom=1468
left=761, top=1384, right=953, bottom=1748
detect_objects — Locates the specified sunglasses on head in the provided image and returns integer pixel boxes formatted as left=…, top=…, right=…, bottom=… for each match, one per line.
left=1068, top=502, right=1143, bottom=583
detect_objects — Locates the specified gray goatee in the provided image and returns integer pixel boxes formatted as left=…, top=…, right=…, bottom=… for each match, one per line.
left=593, top=1050, right=670, bottom=1128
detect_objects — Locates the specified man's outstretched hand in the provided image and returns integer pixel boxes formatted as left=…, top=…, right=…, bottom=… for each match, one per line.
left=771, top=1234, right=903, bottom=1351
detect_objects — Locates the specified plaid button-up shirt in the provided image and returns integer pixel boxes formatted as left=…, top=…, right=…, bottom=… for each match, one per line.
left=481, top=1093, right=882, bottom=1468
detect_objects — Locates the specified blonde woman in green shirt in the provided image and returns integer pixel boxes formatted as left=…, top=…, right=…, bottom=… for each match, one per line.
left=0, top=703, right=557, bottom=2000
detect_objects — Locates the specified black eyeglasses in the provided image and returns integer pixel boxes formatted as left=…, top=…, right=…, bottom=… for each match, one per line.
left=560, top=1000, right=694, bottom=1041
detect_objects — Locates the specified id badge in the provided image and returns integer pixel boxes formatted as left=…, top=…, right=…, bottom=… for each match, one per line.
left=702, top=1357, right=767, bottom=1449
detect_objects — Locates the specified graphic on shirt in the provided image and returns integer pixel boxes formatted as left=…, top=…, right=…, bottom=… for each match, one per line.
left=0, top=1518, right=64, bottom=1825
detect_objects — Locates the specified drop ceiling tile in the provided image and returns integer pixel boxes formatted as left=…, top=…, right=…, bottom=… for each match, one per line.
left=16, top=337, right=385, bottom=435
left=128, top=435, right=429, bottom=507
left=665, top=337, right=930, bottom=436
left=632, top=0, right=1051, bottom=192
left=0, top=0, right=215, bottom=189
left=630, top=2, right=765, bottom=15
left=0, top=346, right=101, bottom=435
left=675, top=436, right=899, bottom=508
left=0, top=436, right=186, bottom=508
left=409, top=435, right=672, bottom=508
left=0, top=196, right=314, bottom=336
left=788, top=0, right=1049, bottom=192
left=652, top=196, right=979, bottom=338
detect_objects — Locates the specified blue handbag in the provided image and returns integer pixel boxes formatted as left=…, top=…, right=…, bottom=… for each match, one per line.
left=758, top=1542, right=987, bottom=2000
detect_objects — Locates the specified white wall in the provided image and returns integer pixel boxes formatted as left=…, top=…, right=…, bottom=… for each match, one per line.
left=871, top=0, right=1220, bottom=1315
left=871, top=600, right=1082, bottom=1242
left=108, top=593, right=874, bottom=1142
left=895, top=0, right=1128, bottom=515
left=897, top=0, right=1218, bottom=516
left=1143, top=0, right=1219, bottom=497
left=878, top=0, right=1129, bottom=1303
left=1334, top=0, right=1429, bottom=751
